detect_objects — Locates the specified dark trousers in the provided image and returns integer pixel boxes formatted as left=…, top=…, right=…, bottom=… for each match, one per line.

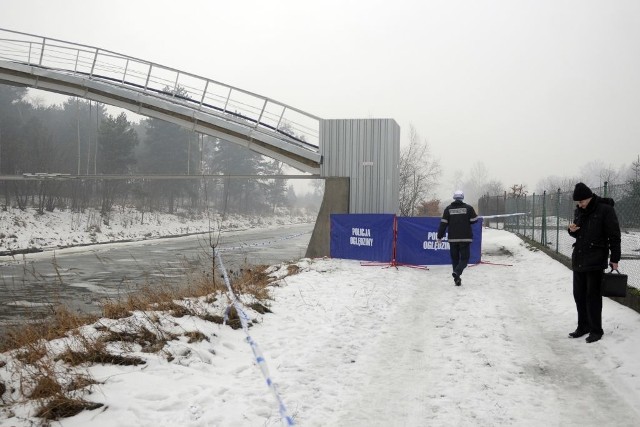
left=449, top=242, right=470, bottom=276
left=573, top=270, right=604, bottom=335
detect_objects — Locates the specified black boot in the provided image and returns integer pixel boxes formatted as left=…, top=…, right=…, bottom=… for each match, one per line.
left=568, top=328, right=589, bottom=338
left=452, top=272, right=461, bottom=286
left=585, top=333, right=603, bottom=343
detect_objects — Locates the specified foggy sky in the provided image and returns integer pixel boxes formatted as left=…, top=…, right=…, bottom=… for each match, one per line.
left=2, top=0, right=639, bottom=201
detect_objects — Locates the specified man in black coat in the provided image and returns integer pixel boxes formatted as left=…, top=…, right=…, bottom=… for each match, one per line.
left=568, top=182, right=621, bottom=343
left=437, top=190, right=479, bottom=286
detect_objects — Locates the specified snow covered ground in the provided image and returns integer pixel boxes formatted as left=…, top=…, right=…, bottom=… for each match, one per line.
left=0, top=207, right=314, bottom=254
left=1, top=224, right=640, bottom=426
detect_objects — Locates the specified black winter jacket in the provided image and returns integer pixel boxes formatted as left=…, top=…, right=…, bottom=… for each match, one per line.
left=568, top=195, right=621, bottom=272
left=437, top=200, right=479, bottom=243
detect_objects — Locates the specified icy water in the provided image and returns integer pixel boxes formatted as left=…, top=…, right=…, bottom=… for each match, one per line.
left=0, top=223, right=313, bottom=324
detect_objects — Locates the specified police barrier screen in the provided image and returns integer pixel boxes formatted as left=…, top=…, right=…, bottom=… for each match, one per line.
left=330, top=214, right=483, bottom=265
left=330, top=214, right=395, bottom=262
left=395, top=217, right=483, bottom=266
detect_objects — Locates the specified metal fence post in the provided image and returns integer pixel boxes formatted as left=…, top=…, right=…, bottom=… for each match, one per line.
left=516, top=194, right=527, bottom=235
left=531, top=193, right=536, bottom=240
left=514, top=196, right=519, bottom=233
left=541, top=191, right=547, bottom=246
left=503, top=191, right=507, bottom=231
left=556, top=188, right=561, bottom=253
left=39, top=37, right=46, bottom=66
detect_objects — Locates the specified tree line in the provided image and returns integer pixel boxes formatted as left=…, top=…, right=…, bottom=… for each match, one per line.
left=0, top=84, right=319, bottom=220
left=396, top=122, right=640, bottom=221
left=11, top=83, right=632, bottom=222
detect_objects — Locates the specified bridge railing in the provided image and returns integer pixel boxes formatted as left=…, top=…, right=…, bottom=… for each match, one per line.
left=0, top=28, right=320, bottom=148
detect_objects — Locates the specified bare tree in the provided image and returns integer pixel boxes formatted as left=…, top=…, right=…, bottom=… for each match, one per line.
left=461, top=162, right=489, bottom=203
left=416, top=199, right=441, bottom=216
left=508, top=184, right=528, bottom=198
left=484, top=180, right=505, bottom=196
left=579, top=160, right=623, bottom=188
left=630, top=155, right=640, bottom=182
left=457, top=162, right=504, bottom=204
left=535, top=175, right=580, bottom=194
left=310, top=179, right=324, bottom=197
left=398, top=125, right=441, bottom=216
left=451, top=169, right=464, bottom=190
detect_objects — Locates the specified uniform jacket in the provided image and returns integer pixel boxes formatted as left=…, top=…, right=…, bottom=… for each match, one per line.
left=568, top=195, right=621, bottom=272
left=437, top=200, right=479, bottom=243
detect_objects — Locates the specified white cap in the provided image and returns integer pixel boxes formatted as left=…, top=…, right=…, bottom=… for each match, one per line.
left=453, top=190, right=464, bottom=200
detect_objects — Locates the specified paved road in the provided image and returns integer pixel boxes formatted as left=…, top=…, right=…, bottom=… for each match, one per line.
left=0, top=223, right=313, bottom=324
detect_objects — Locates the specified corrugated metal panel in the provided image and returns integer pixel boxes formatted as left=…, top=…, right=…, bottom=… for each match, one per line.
left=320, top=119, right=400, bottom=214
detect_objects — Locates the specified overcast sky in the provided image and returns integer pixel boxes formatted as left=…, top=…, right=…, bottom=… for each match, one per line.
left=2, top=0, right=639, bottom=200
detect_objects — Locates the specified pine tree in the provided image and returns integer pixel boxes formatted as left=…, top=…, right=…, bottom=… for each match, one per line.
left=98, top=112, right=138, bottom=174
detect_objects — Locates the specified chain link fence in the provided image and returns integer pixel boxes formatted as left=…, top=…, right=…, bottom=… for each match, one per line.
left=479, top=182, right=640, bottom=291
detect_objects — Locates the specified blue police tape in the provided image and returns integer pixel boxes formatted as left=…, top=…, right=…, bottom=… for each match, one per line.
left=480, top=212, right=528, bottom=219
left=215, top=249, right=295, bottom=426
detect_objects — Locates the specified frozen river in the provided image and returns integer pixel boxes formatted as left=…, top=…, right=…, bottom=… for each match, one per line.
left=0, top=223, right=313, bottom=324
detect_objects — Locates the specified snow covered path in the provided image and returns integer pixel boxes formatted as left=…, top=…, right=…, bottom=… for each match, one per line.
left=253, top=228, right=640, bottom=426
left=4, top=228, right=640, bottom=426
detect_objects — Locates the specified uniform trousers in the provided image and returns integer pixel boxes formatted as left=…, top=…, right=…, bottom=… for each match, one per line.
left=449, top=242, right=470, bottom=276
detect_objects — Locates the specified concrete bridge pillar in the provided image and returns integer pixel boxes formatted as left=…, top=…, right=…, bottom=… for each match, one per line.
left=305, top=177, right=350, bottom=258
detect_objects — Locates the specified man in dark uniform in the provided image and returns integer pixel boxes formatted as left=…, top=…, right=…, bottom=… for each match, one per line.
left=437, top=190, right=479, bottom=286
left=568, top=182, right=621, bottom=343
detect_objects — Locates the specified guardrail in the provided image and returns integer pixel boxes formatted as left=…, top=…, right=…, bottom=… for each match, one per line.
left=0, top=27, right=320, bottom=148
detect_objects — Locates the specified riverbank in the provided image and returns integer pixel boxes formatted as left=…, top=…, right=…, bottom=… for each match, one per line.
left=0, top=207, right=315, bottom=256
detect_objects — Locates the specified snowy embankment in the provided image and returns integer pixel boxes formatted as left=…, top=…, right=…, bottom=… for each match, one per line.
left=0, top=207, right=314, bottom=255
left=1, top=228, right=640, bottom=426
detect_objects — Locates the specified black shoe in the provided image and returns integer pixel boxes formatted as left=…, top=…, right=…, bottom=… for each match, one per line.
left=585, top=333, right=603, bottom=343
left=452, top=272, right=461, bottom=286
left=568, top=328, right=589, bottom=338
left=452, top=272, right=462, bottom=286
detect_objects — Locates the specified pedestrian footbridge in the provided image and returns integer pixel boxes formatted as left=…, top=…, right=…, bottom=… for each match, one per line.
left=0, top=28, right=401, bottom=257
left=0, top=28, right=321, bottom=173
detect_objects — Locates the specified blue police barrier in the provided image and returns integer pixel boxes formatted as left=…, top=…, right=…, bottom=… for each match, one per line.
left=330, top=214, right=395, bottom=262
left=395, top=217, right=483, bottom=266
